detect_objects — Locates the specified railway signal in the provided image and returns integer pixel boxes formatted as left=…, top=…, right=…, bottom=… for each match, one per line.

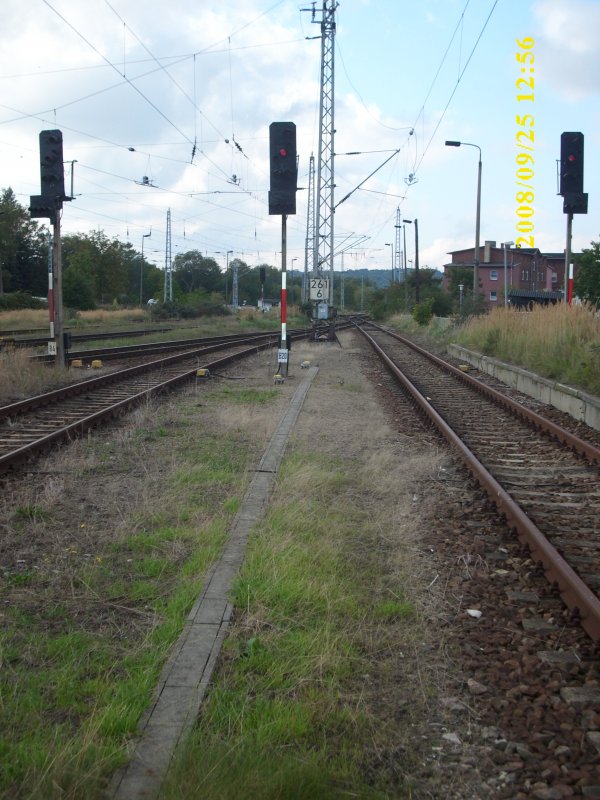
left=268, top=122, right=297, bottom=377
left=40, top=129, right=67, bottom=201
left=559, top=131, right=588, bottom=302
left=268, top=122, right=297, bottom=216
left=560, top=132, right=587, bottom=215
left=29, top=129, right=71, bottom=366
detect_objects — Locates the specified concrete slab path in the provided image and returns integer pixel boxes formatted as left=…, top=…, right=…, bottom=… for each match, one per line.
left=110, top=366, right=319, bottom=800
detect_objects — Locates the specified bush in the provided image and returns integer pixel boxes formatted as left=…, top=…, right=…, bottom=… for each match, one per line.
left=412, top=299, right=434, bottom=326
left=150, top=300, right=229, bottom=320
left=0, top=292, right=48, bottom=311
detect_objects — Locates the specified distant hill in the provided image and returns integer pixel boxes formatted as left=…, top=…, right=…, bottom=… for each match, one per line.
left=336, top=268, right=443, bottom=289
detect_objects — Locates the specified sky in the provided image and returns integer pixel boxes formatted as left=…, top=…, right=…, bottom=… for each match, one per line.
left=0, top=0, right=598, bottom=280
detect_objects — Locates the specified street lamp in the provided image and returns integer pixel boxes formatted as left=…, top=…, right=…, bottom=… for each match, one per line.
left=402, top=223, right=408, bottom=308
left=503, top=241, right=514, bottom=305
left=224, top=250, right=233, bottom=304
left=291, top=257, right=298, bottom=304
left=385, top=242, right=394, bottom=286
left=140, top=231, right=151, bottom=305
left=445, top=140, right=482, bottom=304
left=458, top=283, right=464, bottom=312
left=403, top=219, right=420, bottom=303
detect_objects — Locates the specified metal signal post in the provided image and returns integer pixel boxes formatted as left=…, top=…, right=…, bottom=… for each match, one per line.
left=559, top=132, right=588, bottom=299
left=269, top=122, right=297, bottom=375
left=30, top=129, right=71, bottom=366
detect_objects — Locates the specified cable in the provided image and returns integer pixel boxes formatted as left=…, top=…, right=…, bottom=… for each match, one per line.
left=412, top=0, right=500, bottom=176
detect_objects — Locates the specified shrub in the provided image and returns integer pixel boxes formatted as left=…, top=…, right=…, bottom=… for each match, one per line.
left=0, top=292, right=48, bottom=311
left=412, top=299, right=434, bottom=326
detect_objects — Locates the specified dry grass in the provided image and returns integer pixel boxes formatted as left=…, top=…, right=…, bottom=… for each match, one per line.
left=0, top=348, right=70, bottom=405
left=0, top=309, right=50, bottom=330
left=74, top=309, right=149, bottom=326
left=452, top=302, right=600, bottom=392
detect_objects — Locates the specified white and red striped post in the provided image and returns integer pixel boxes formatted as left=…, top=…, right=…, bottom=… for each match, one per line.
left=281, top=215, right=287, bottom=346
left=278, top=215, right=289, bottom=374
left=47, top=230, right=54, bottom=340
left=567, top=261, right=574, bottom=306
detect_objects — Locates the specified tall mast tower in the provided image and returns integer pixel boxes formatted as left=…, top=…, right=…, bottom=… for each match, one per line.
left=303, top=153, right=316, bottom=304
left=394, top=206, right=402, bottom=283
left=313, top=1, right=338, bottom=304
left=163, top=208, right=172, bottom=303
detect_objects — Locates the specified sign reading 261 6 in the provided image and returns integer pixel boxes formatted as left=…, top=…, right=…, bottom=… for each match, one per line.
left=309, top=277, right=329, bottom=301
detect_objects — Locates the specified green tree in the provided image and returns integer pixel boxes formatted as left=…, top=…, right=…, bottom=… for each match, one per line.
left=62, top=232, right=128, bottom=305
left=1, top=188, right=48, bottom=296
left=173, top=251, right=222, bottom=296
left=574, top=241, right=600, bottom=306
left=63, top=265, right=96, bottom=310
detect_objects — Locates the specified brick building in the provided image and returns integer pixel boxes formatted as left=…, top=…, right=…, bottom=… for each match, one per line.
left=443, top=241, right=569, bottom=308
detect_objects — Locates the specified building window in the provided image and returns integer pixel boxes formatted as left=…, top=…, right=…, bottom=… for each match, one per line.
left=490, top=291, right=497, bottom=301
left=490, top=270, right=498, bottom=281
left=552, top=272, right=557, bottom=284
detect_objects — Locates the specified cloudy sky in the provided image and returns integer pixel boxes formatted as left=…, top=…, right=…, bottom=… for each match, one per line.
left=0, top=0, right=598, bottom=277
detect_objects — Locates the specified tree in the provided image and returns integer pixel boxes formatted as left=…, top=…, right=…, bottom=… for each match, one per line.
left=63, top=265, right=96, bottom=310
left=173, top=251, right=222, bottom=296
left=0, top=188, right=48, bottom=296
left=574, top=241, right=600, bottom=306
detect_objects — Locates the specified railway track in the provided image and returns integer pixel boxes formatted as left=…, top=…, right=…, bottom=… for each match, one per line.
left=357, top=322, right=600, bottom=641
left=0, top=332, right=284, bottom=475
left=2, top=326, right=172, bottom=349
left=0, top=318, right=362, bottom=476
left=31, top=330, right=282, bottom=364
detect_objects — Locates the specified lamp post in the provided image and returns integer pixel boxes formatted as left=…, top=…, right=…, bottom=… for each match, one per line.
left=459, top=283, right=464, bottom=312
left=224, top=250, right=233, bottom=304
left=291, top=257, right=298, bottom=304
left=503, top=241, right=514, bottom=306
left=385, top=242, right=394, bottom=286
left=403, top=219, right=419, bottom=304
left=445, top=140, right=482, bottom=304
left=402, top=223, right=408, bottom=308
left=140, top=231, right=151, bottom=306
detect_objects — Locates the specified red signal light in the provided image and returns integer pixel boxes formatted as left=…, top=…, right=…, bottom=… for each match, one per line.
left=279, top=148, right=287, bottom=157
left=568, top=154, right=576, bottom=162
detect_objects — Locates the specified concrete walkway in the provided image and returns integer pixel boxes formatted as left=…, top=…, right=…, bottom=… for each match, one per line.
left=111, top=367, right=319, bottom=800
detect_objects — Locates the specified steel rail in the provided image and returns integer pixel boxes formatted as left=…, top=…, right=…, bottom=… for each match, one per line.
left=366, top=322, right=600, bottom=464
left=357, top=325, right=600, bottom=642
left=0, top=343, right=272, bottom=475
left=0, top=332, right=292, bottom=422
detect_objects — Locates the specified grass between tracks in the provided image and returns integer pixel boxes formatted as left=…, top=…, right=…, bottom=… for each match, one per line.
left=0, top=382, right=279, bottom=799
left=162, top=443, right=421, bottom=800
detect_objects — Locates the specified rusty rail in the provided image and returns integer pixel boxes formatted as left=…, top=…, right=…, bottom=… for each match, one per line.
left=358, top=325, right=600, bottom=642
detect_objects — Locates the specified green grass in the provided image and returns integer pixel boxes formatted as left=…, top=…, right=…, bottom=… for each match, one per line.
left=0, top=392, right=259, bottom=798
left=163, top=452, right=415, bottom=799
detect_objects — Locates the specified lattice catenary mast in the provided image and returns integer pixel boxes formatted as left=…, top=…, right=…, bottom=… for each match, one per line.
left=312, top=1, right=338, bottom=304
left=163, top=208, right=172, bottom=303
left=394, top=206, right=402, bottom=283
left=303, top=153, right=316, bottom=304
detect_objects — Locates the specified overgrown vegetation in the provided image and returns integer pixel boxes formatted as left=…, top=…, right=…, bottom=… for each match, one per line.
left=0, top=380, right=282, bottom=798
left=451, top=302, right=600, bottom=394
left=163, top=427, right=434, bottom=799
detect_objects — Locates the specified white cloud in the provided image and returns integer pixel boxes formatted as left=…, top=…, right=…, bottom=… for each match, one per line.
left=534, top=0, right=600, bottom=100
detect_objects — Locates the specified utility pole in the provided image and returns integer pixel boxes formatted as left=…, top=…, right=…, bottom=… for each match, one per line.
left=303, top=153, right=316, bottom=304
left=232, top=258, right=239, bottom=308
left=312, top=0, right=338, bottom=304
left=163, top=208, right=172, bottom=303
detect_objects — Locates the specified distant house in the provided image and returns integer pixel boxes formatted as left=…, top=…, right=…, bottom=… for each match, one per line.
left=443, top=241, right=573, bottom=308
